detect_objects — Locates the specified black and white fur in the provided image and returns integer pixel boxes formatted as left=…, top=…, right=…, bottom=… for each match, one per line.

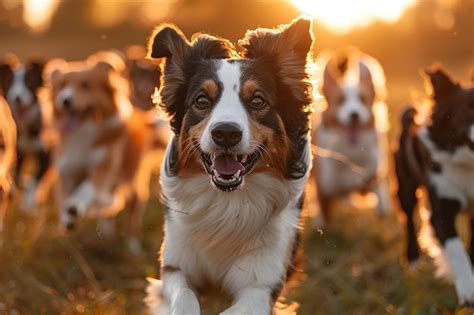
left=395, top=65, right=474, bottom=306
left=0, top=57, right=51, bottom=211
left=145, top=18, right=314, bottom=314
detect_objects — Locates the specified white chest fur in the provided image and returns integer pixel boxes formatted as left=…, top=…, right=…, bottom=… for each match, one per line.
left=315, top=125, right=382, bottom=196
left=56, top=122, right=106, bottom=174
left=159, top=140, right=310, bottom=294
left=419, top=128, right=474, bottom=208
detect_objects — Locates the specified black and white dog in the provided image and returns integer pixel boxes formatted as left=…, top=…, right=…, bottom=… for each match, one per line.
left=0, top=57, right=51, bottom=211
left=395, top=65, right=474, bottom=305
left=145, top=18, right=314, bottom=314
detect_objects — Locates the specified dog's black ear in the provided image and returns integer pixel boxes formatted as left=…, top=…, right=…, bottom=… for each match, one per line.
left=240, top=17, right=314, bottom=60
left=148, top=25, right=191, bottom=63
left=0, top=55, right=17, bottom=95
left=424, top=65, right=460, bottom=101
left=25, top=59, right=46, bottom=90
left=240, top=17, right=314, bottom=104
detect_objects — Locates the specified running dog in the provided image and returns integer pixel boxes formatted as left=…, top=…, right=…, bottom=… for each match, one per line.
left=313, top=48, right=390, bottom=224
left=145, top=18, right=314, bottom=314
left=395, top=65, right=474, bottom=305
left=47, top=55, right=158, bottom=252
left=0, top=56, right=51, bottom=211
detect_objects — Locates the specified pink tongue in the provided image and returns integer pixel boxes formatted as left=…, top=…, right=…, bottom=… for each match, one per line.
left=62, top=116, right=80, bottom=132
left=212, top=154, right=245, bottom=176
left=347, top=127, right=359, bottom=145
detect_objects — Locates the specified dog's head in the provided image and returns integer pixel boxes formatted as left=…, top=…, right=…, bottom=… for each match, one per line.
left=320, top=49, right=385, bottom=142
left=48, top=58, right=129, bottom=132
left=425, top=65, right=474, bottom=150
left=148, top=18, right=313, bottom=191
left=0, top=55, right=45, bottom=123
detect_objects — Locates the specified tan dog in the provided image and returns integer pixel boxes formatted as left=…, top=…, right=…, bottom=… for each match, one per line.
left=312, top=48, right=390, bottom=224
left=47, top=56, right=157, bottom=253
left=0, top=96, right=16, bottom=233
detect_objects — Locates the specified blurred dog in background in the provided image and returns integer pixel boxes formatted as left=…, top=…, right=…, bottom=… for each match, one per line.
left=312, top=48, right=390, bottom=225
left=0, top=96, right=16, bottom=234
left=395, top=65, right=474, bottom=306
left=125, top=45, right=161, bottom=111
left=0, top=55, right=52, bottom=212
left=46, top=52, right=160, bottom=253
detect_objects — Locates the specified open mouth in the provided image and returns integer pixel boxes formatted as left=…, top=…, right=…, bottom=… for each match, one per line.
left=201, top=150, right=261, bottom=192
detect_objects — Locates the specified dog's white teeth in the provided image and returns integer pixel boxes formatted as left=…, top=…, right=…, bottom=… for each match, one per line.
left=241, top=155, right=248, bottom=163
left=233, top=170, right=241, bottom=179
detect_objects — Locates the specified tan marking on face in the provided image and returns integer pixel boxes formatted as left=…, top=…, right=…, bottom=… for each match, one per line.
left=248, top=116, right=290, bottom=179
left=177, top=116, right=210, bottom=174
left=241, top=80, right=258, bottom=99
left=202, top=79, right=219, bottom=100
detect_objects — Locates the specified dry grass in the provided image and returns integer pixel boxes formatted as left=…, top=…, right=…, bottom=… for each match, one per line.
left=0, top=177, right=464, bottom=315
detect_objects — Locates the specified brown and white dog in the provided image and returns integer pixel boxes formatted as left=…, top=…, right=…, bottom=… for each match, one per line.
left=0, top=56, right=51, bottom=212
left=47, top=55, right=158, bottom=252
left=144, top=18, right=314, bottom=314
left=312, top=48, right=390, bottom=224
left=0, top=96, right=16, bottom=233
left=395, top=65, right=474, bottom=306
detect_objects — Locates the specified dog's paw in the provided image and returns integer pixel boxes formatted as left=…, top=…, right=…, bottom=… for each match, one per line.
left=455, top=277, right=474, bottom=306
left=145, top=278, right=169, bottom=315
left=171, top=288, right=200, bottom=315
left=220, top=306, right=254, bottom=315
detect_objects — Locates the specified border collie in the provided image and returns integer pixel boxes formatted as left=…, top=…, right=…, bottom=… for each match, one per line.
left=0, top=56, right=52, bottom=211
left=0, top=96, right=16, bottom=233
left=145, top=18, right=314, bottom=314
left=313, top=48, right=390, bottom=223
left=395, top=65, right=474, bottom=305
left=47, top=55, right=158, bottom=252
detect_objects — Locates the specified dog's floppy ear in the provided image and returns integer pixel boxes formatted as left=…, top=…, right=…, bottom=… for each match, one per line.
left=44, top=58, right=68, bottom=88
left=240, top=17, right=313, bottom=102
left=424, top=64, right=460, bottom=101
left=148, top=25, right=191, bottom=64
left=25, top=59, right=46, bottom=91
left=241, top=17, right=313, bottom=60
left=0, top=55, right=18, bottom=95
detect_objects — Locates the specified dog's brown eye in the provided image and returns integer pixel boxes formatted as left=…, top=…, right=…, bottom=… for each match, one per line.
left=195, top=95, right=211, bottom=109
left=250, top=96, right=266, bottom=110
left=80, top=81, right=90, bottom=90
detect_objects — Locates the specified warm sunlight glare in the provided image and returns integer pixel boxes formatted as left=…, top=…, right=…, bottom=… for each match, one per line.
left=292, top=0, right=417, bottom=33
left=23, top=0, right=60, bottom=32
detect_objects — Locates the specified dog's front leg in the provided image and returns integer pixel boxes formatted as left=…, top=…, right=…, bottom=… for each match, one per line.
left=162, top=268, right=200, bottom=315
left=220, top=287, right=272, bottom=315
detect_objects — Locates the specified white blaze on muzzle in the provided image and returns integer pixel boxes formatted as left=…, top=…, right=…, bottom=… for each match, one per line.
left=200, top=60, right=250, bottom=153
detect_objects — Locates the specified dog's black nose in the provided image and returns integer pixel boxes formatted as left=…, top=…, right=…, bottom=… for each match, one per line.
left=211, top=123, right=242, bottom=148
left=66, top=222, right=75, bottom=231
left=14, top=96, right=21, bottom=105
left=350, top=112, right=360, bottom=125
left=63, top=97, right=72, bottom=109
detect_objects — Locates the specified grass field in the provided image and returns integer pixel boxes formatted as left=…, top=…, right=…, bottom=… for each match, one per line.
left=0, top=175, right=466, bottom=315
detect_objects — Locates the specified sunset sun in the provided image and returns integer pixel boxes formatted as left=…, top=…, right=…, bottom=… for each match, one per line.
left=292, top=0, right=417, bottom=33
